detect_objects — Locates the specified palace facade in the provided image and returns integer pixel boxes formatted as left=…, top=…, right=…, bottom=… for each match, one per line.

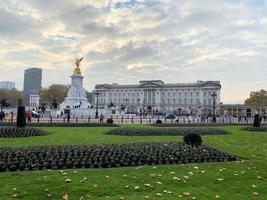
left=92, top=80, right=221, bottom=114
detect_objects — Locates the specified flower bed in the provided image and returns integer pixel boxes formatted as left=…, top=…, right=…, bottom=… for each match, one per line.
left=0, top=142, right=240, bottom=172
left=241, top=126, right=267, bottom=132
left=0, top=122, right=119, bottom=127
left=151, top=123, right=244, bottom=127
left=0, top=127, right=47, bottom=138
left=106, top=127, right=229, bottom=136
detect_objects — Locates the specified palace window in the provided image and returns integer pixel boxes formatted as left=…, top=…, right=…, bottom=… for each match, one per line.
left=208, top=98, right=212, bottom=105
left=190, top=98, right=193, bottom=104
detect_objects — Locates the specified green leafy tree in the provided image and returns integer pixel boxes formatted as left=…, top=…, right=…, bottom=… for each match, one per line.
left=245, top=89, right=267, bottom=106
left=40, top=84, right=69, bottom=104
left=0, top=89, right=23, bottom=107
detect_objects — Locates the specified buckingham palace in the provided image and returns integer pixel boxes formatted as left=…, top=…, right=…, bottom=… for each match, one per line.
left=92, top=80, right=221, bottom=115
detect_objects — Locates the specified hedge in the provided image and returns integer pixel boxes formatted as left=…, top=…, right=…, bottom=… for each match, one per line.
left=0, top=127, right=47, bottom=138
left=241, top=126, right=267, bottom=132
left=0, top=122, right=119, bottom=128
left=0, top=142, right=240, bottom=172
left=106, top=127, right=229, bottom=136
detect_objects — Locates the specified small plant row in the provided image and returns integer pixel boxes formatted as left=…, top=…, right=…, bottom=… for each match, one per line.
left=0, top=122, right=119, bottom=128
left=151, top=123, right=248, bottom=127
left=0, top=142, right=240, bottom=172
left=106, top=127, right=229, bottom=136
left=0, top=127, right=47, bottom=138
left=241, top=126, right=267, bottom=132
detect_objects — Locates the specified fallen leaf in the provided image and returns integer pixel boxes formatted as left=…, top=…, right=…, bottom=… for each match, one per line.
left=134, top=186, right=140, bottom=190
left=253, top=192, right=258, bottom=196
left=62, top=194, right=68, bottom=200
left=183, top=192, right=191, bottom=196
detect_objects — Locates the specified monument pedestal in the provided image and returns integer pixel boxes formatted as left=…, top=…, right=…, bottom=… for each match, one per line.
left=50, top=109, right=61, bottom=118
left=60, top=60, right=91, bottom=115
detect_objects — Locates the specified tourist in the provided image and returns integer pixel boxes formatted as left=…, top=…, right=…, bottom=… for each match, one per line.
left=10, top=112, right=14, bottom=122
left=6, top=112, right=11, bottom=122
left=0, top=111, right=6, bottom=122
left=100, top=114, right=104, bottom=123
left=27, top=111, right=32, bottom=123
left=67, top=113, right=70, bottom=123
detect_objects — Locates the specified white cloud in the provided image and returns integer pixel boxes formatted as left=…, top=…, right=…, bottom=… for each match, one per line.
left=0, top=0, right=266, bottom=103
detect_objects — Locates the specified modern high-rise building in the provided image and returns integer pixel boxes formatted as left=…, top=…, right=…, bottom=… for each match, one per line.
left=0, top=81, right=15, bottom=89
left=23, top=68, right=42, bottom=104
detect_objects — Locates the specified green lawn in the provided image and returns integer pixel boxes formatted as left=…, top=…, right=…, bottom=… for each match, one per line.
left=0, top=126, right=266, bottom=200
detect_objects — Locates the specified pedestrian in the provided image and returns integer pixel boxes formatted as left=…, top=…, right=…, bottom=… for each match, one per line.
left=0, top=112, right=3, bottom=122
left=6, top=112, right=11, bottom=122
left=10, top=112, right=14, bottom=122
left=2, top=112, right=5, bottom=122
left=27, top=111, right=32, bottom=123
left=100, top=114, right=104, bottom=123
left=67, top=113, right=70, bottom=123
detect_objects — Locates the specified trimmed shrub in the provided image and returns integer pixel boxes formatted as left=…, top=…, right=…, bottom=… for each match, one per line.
left=241, top=126, right=267, bottom=132
left=253, top=114, right=261, bottom=127
left=106, top=127, right=229, bottom=136
left=17, top=106, right=26, bottom=128
left=156, top=119, right=162, bottom=124
left=184, top=133, right=202, bottom=146
left=0, top=122, right=118, bottom=127
left=0, top=142, right=240, bottom=172
left=0, top=127, right=47, bottom=138
left=151, top=123, right=247, bottom=127
left=107, top=118, right=114, bottom=124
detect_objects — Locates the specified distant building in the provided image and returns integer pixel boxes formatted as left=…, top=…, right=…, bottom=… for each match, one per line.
left=23, top=68, right=42, bottom=104
left=29, top=94, right=40, bottom=108
left=0, top=81, right=15, bottom=89
left=218, top=104, right=267, bottom=117
left=93, top=80, right=221, bottom=114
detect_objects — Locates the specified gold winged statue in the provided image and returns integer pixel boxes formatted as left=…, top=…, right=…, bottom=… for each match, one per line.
left=74, top=56, right=83, bottom=74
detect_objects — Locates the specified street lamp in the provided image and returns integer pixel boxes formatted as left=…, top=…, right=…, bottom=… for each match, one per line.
left=142, top=99, right=145, bottom=115
left=94, top=91, right=100, bottom=119
left=211, top=92, right=217, bottom=123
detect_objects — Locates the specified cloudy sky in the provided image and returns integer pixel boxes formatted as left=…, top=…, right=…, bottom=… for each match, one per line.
left=0, top=0, right=267, bottom=103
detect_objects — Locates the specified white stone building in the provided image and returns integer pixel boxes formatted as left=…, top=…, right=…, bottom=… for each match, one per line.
left=29, top=94, right=40, bottom=108
left=0, top=81, right=15, bottom=89
left=93, top=80, right=221, bottom=114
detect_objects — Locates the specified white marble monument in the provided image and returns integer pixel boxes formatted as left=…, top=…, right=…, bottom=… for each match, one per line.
left=60, top=57, right=91, bottom=116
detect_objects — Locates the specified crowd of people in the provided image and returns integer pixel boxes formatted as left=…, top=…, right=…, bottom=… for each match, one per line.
left=0, top=110, right=34, bottom=123
left=1, top=108, right=267, bottom=124
left=0, top=111, right=14, bottom=122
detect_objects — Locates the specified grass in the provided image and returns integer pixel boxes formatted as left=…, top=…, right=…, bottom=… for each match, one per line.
left=0, top=127, right=185, bottom=147
left=0, top=125, right=266, bottom=200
